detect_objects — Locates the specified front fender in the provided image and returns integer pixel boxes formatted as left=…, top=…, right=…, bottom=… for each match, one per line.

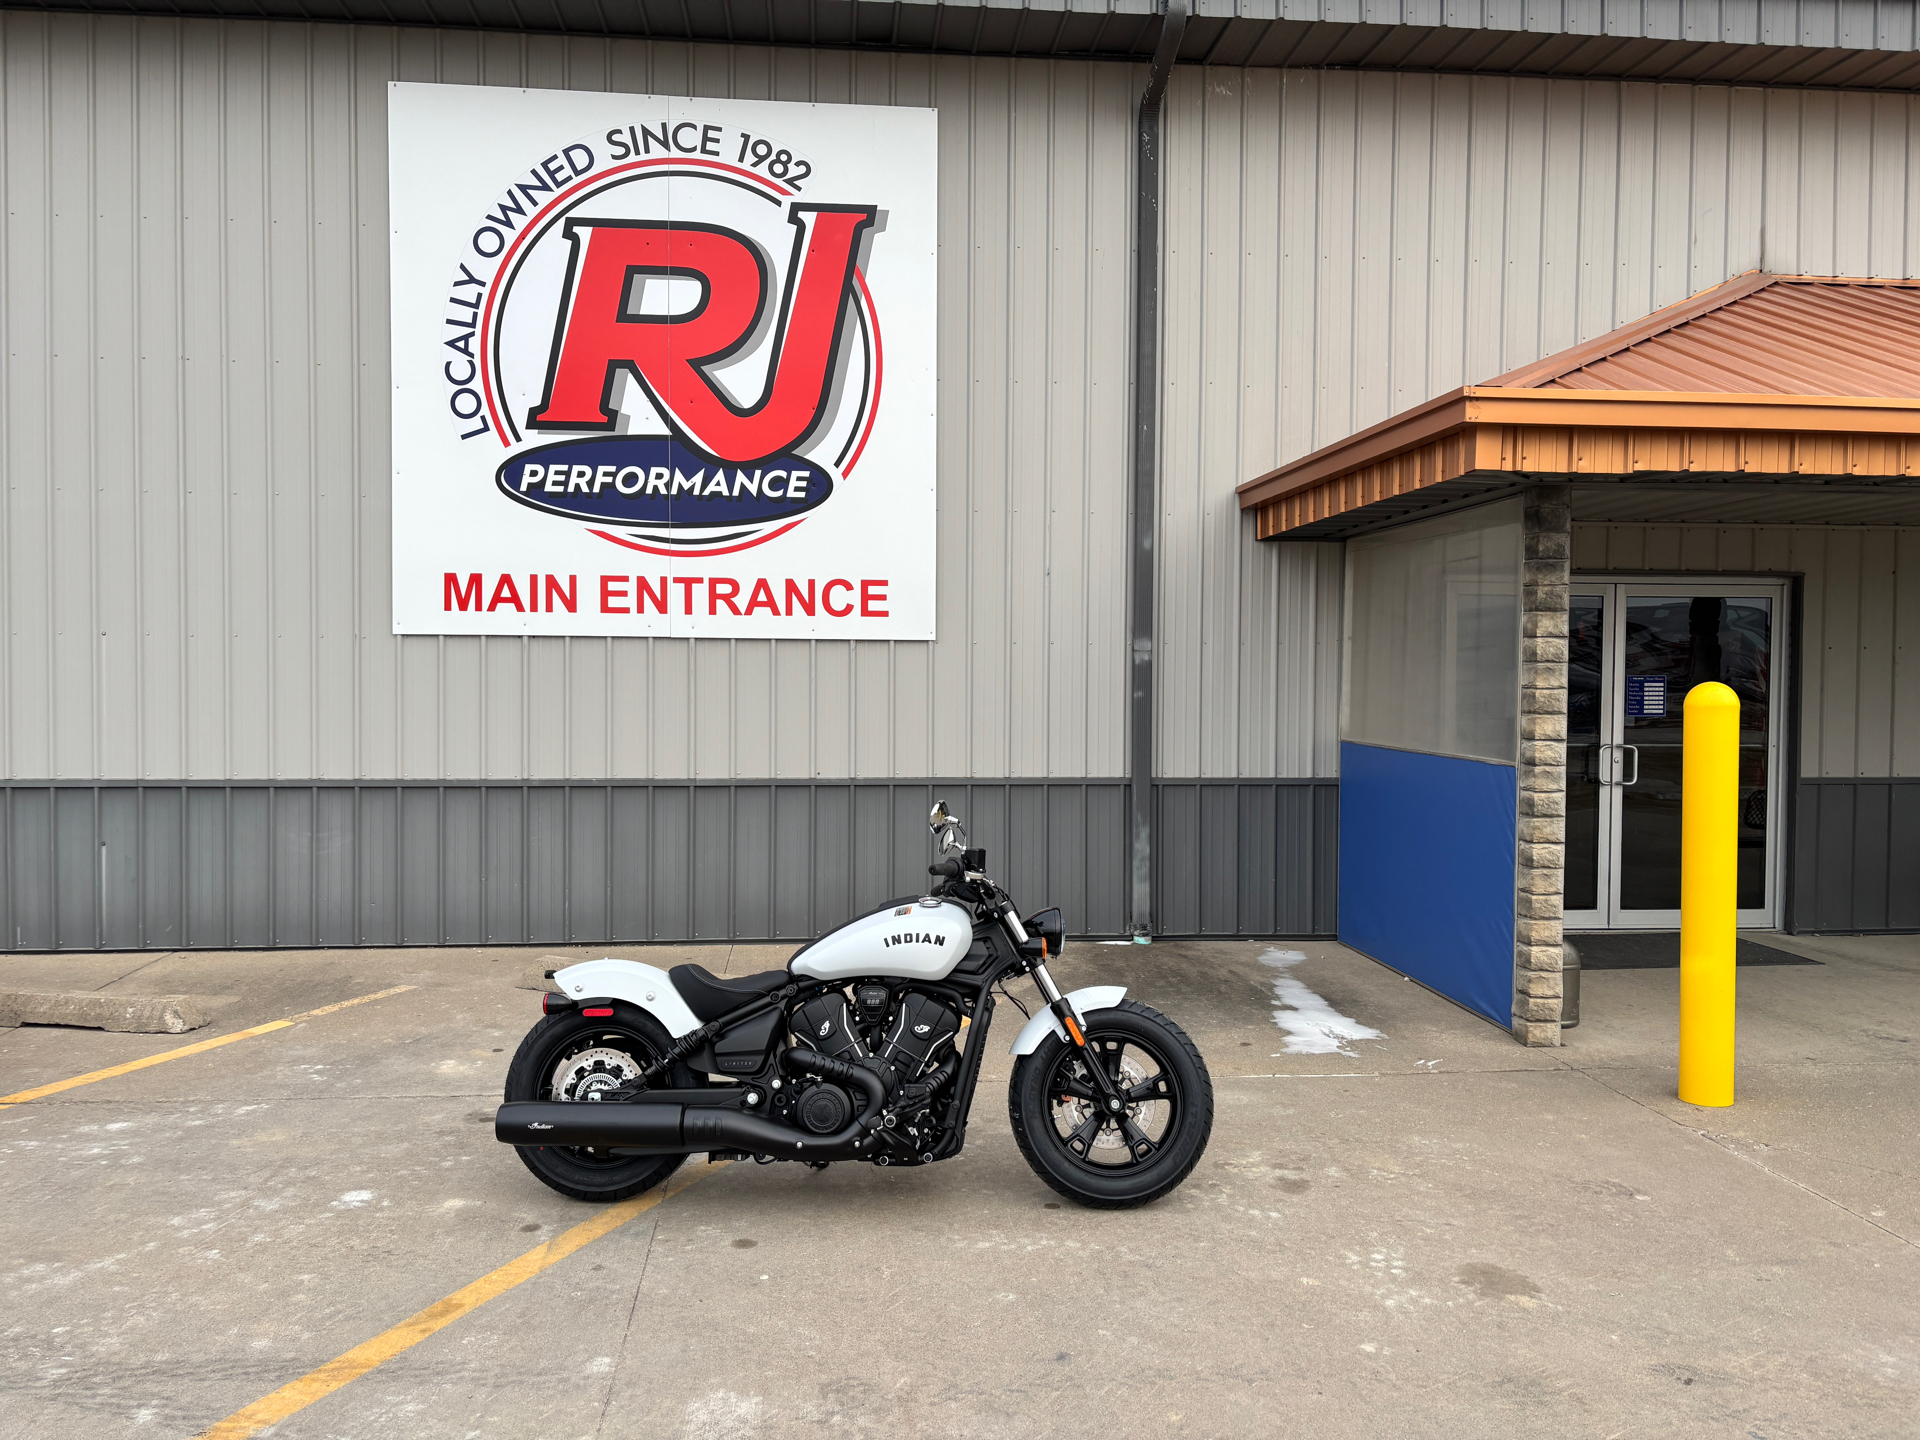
left=550, top=959, right=703, bottom=1038
left=1008, top=985, right=1128, bottom=1055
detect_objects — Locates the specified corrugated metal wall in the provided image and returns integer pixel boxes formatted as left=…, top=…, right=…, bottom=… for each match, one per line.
left=0, top=14, right=1143, bottom=783
left=1794, top=778, right=1918, bottom=931
left=0, top=777, right=1338, bottom=948
left=1569, top=522, right=1920, bottom=778
left=1155, top=67, right=1918, bottom=777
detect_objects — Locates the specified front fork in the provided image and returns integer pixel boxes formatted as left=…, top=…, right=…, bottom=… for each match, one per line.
left=1012, top=910, right=1127, bottom=1117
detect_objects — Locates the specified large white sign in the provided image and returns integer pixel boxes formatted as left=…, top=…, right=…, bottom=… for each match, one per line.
left=388, top=83, right=938, bottom=638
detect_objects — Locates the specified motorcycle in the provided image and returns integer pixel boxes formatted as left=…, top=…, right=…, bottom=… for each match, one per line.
left=494, top=800, right=1213, bottom=1208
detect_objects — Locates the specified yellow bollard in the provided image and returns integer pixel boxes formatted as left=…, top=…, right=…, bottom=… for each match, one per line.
left=1678, top=681, right=1740, bottom=1106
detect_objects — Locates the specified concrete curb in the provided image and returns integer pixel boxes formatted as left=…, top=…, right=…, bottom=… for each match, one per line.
left=0, top=991, right=209, bottom=1034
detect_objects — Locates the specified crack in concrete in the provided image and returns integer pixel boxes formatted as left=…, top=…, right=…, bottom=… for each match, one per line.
left=597, top=1216, right=662, bottom=1439
left=91, top=953, right=187, bottom=992
left=1573, top=1065, right=1918, bottom=1250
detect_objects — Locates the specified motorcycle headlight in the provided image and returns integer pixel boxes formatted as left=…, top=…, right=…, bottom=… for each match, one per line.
left=1024, top=907, right=1065, bottom=958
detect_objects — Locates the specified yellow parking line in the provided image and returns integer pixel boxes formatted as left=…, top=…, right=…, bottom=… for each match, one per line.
left=0, top=985, right=416, bottom=1106
left=198, top=1161, right=725, bottom=1440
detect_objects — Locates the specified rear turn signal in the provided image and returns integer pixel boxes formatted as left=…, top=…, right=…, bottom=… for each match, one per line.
left=541, top=992, right=576, bottom=1015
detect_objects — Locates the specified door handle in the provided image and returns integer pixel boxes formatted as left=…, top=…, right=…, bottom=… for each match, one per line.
left=1596, top=743, right=1640, bottom=786
left=1598, top=743, right=1622, bottom=785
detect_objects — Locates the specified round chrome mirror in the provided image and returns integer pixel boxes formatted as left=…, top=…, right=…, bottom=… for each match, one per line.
left=928, top=799, right=952, bottom=834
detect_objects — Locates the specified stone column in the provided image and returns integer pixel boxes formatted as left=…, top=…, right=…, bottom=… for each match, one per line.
left=1514, top=483, right=1571, bottom=1046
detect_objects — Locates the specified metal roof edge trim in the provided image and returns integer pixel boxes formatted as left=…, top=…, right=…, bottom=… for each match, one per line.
left=1236, top=390, right=1921, bottom=510
left=1235, top=388, right=1472, bottom=503
left=5, top=6, right=1919, bottom=90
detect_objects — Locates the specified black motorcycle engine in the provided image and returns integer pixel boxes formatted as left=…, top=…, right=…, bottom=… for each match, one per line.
left=793, top=991, right=869, bottom=1062
left=785, top=988, right=963, bottom=1152
left=876, top=991, right=961, bottom=1078
left=795, top=1082, right=852, bottom=1134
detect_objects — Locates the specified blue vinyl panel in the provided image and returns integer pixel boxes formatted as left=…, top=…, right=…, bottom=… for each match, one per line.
left=1339, top=742, right=1516, bottom=1026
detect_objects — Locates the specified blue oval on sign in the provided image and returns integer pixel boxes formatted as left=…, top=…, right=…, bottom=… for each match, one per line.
left=496, top=437, right=834, bottom=527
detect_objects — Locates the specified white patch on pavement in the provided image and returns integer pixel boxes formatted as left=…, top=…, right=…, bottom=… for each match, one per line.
left=1259, top=949, right=1385, bottom=1056
left=683, top=1390, right=765, bottom=1439
left=330, top=1189, right=375, bottom=1209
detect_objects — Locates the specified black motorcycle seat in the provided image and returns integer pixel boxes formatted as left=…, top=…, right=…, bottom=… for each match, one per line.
left=669, top=964, right=791, bottom=1023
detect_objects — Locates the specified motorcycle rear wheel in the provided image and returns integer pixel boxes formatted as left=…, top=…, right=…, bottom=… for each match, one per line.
left=503, top=1004, right=692, bottom=1203
left=1007, top=999, right=1213, bottom=1209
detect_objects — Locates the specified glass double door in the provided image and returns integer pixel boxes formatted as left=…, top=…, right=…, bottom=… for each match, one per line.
left=1564, top=580, right=1785, bottom=931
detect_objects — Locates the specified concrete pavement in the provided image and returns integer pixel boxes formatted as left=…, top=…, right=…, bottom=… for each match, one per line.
left=0, top=933, right=1913, bottom=1438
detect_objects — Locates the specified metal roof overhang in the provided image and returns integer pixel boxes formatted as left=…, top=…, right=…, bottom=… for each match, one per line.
left=3, top=0, right=1917, bottom=89
left=1235, top=389, right=1921, bottom=541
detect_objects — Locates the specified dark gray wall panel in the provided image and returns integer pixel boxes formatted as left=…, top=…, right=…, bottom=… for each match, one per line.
left=0, top=793, right=12, bottom=952
left=10, top=790, right=52, bottom=949
left=525, top=787, right=567, bottom=946
left=185, top=789, right=227, bottom=947
left=1153, top=781, right=1338, bottom=937
left=693, top=787, right=733, bottom=942
left=55, top=788, right=97, bottom=948
left=400, top=788, right=441, bottom=945
left=1793, top=779, right=1920, bottom=932
left=315, top=789, right=356, bottom=947
left=443, top=789, right=483, bottom=945
left=773, top=787, right=813, bottom=938
left=809, top=787, right=852, bottom=938
left=1313, top=785, right=1340, bottom=935
left=609, top=788, right=649, bottom=941
left=730, top=787, right=772, bottom=943
left=650, top=788, right=690, bottom=942
left=273, top=788, right=315, bottom=947
left=142, top=788, right=182, bottom=949
left=0, top=780, right=1342, bottom=950
left=359, top=787, right=400, bottom=946
left=484, top=789, right=524, bottom=945
left=230, top=789, right=272, bottom=948
left=567, top=787, right=608, bottom=944
left=100, top=788, right=140, bottom=949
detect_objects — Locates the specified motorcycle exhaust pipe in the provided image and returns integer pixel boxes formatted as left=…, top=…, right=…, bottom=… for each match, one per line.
left=494, top=1046, right=890, bottom=1161
left=495, top=1101, right=685, bottom=1150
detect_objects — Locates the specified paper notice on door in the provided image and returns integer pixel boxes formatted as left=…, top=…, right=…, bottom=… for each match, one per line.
left=1624, top=675, right=1668, bottom=717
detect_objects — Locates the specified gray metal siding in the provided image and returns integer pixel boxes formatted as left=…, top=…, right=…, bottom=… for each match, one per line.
left=0, top=778, right=1337, bottom=948
left=0, top=15, right=1137, bottom=784
left=1793, top=778, right=1919, bottom=931
left=1157, top=67, right=1917, bottom=778
left=10, top=23, right=1914, bottom=795
left=1570, top=523, right=1921, bottom=779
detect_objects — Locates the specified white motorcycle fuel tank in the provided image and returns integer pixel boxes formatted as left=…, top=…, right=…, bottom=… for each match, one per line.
left=790, top=898, right=975, bottom=982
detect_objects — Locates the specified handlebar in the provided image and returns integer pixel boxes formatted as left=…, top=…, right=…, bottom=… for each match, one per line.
left=928, top=859, right=962, bottom=879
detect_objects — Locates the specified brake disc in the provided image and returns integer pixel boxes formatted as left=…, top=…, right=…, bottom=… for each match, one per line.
left=550, top=1046, right=641, bottom=1102
left=1057, top=1053, right=1149, bottom=1151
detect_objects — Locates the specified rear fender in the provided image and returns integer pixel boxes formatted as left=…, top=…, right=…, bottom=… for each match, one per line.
left=1008, top=985, right=1128, bottom=1055
left=549, top=959, right=703, bottom=1038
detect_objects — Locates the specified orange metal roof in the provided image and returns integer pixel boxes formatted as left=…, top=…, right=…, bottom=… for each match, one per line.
left=1483, top=273, right=1919, bottom=398
left=1237, top=272, right=1921, bottom=536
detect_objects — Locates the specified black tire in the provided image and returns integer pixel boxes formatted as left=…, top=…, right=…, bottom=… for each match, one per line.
left=502, top=1003, right=693, bottom=1203
left=1008, top=999, right=1213, bottom=1209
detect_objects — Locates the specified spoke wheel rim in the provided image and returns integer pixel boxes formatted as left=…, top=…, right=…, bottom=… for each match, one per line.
left=1042, top=1030, right=1180, bottom=1174
left=533, top=1024, right=659, bottom=1169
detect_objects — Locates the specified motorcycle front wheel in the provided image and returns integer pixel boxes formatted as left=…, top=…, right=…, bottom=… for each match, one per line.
left=1007, top=999, right=1213, bottom=1209
left=502, top=1003, right=692, bottom=1203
